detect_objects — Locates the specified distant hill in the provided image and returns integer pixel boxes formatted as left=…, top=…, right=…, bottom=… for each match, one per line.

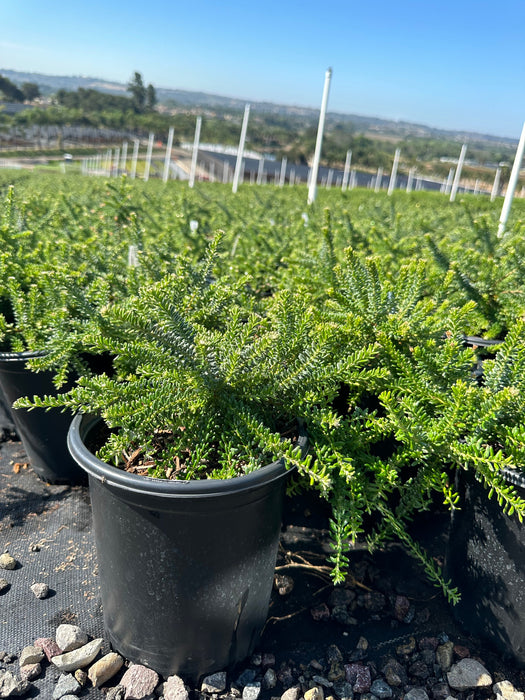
left=0, top=68, right=517, bottom=147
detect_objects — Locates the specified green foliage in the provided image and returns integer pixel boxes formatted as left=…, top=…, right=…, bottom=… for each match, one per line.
left=4, top=174, right=525, bottom=601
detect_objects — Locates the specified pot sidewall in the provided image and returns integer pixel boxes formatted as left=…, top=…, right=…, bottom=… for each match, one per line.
left=68, top=413, right=301, bottom=681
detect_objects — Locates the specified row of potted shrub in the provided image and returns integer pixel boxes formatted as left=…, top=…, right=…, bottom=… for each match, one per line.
left=2, top=175, right=525, bottom=678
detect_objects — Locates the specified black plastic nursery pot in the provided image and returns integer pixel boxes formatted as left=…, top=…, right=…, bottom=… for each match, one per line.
left=68, top=413, right=308, bottom=682
left=0, top=350, right=84, bottom=484
left=446, top=467, right=525, bottom=665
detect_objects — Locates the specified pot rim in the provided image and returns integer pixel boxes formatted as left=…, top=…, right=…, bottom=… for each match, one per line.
left=68, top=412, right=307, bottom=498
left=0, top=349, right=47, bottom=362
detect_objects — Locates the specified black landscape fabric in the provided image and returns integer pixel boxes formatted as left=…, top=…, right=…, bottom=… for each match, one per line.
left=2, top=432, right=525, bottom=698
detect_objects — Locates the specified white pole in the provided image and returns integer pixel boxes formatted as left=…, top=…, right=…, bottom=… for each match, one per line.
left=257, top=158, right=265, bottom=185
left=130, top=139, right=139, bottom=179
left=498, top=121, right=525, bottom=236
left=120, top=141, right=128, bottom=172
left=342, top=150, right=352, bottom=191
left=113, top=148, right=120, bottom=177
left=232, top=104, right=250, bottom=193
left=450, top=143, right=467, bottom=202
left=307, top=68, right=332, bottom=206
left=406, top=167, right=415, bottom=193
left=144, top=132, right=154, bottom=181
left=474, top=179, right=480, bottom=195
left=326, top=169, right=333, bottom=189
left=222, top=161, right=229, bottom=184
left=388, top=148, right=401, bottom=195
left=491, top=166, right=502, bottom=202
left=290, top=167, right=295, bottom=185
left=163, top=127, right=174, bottom=183
left=279, top=157, right=287, bottom=187
left=350, top=169, right=356, bottom=189
left=444, top=167, right=455, bottom=195
left=189, top=116, right=202, bottom=188
left=374, top=167, right=383, bottom=193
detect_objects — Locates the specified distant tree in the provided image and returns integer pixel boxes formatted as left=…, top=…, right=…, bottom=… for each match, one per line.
left=127, top=71, right=146, bottom=112
left=21, top=82, right=40, bottom=101
left=0, top=75, right=24, bottom=102
left=146, top=83, right=157, bottom=110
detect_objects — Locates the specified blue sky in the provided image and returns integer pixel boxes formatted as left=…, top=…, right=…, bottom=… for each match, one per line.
left=1, top=0, right=524, bottom=139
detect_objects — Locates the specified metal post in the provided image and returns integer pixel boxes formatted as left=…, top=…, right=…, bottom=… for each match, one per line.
left=279, top=157, right=287, bottom=187
left=374, top=167, right=383, bottom=193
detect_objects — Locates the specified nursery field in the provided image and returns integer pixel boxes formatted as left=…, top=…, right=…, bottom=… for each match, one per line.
left=3, top=171, right=525, bottom=697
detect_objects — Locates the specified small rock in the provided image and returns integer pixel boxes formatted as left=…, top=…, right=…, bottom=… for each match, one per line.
left=34, top=637, right=62, bottom=661
left=311, top=660, right=324, bottom=672
left=409, top=660, right=430, bottom=680
left=262, top=653, right=275, bottom=668
left=344, top=664, right=371, bottom=693
left=163, top=675, right=189, bottom=700
left=278, top=667, right=295, bottom=690
left=236, top=669, right=257, bottom=688
left=251, top=653, right=262, bottom=666
left=243, top=682, right=262, bottom=700
left=396, top=637, right=416, bottom=657
left=51, top=638, right=103, bottom=673
left=363, top=591, right=386, bottom=612
left=453, top=645, right=470, bottom=659
left=393, top=595, right=410, bottom=622
left=88, top=652, right=124, bottom=687
left=0, top=668, right=30, bottom=697
left=312, top=676, right=333, bottom=689
left=329, top=589, right=356, bottom=607
left=0, top=579, right=9, bottom=594
left=74, top=669, right=87, bottom=687
left=30, top=582, right=49, bottom=599
left=20, top=663, right=41, bottom=681
left=331, top=606, right=358, bottom=626
left=274, top=574, right=294, bottom=595
left=262, top=669, right=277, bottom=690
left=201, top=671, right=227, bottom=694
left=305, top=688, right=324, bottom=700
left=120, top=664, right=159, bottom=699
left=53, top=672, right=81, bottom=699
left=419, top=637, right=439, bottom=651
left=404, top=689, right=429, bottom=700
left=381, top=659, right=406, bottom=688
left=356, top=637, right=369, bottom=652
left=106, top=686, right=126, bottom=700
left=0, top=553, right=17, bottom=570
left=19, top=645, right=44, bottom=667
left=311, top=604, right=331, bottom=621
left=280, top=686, right=302, bottom=700
left=431, top=683, right=452, bottom=700
left=55, top=624, right=89, bottom=653
left=494, top=680, right=525, bottom=700
left=370, top=680, right=393, bottom=699
left=57, top=696, right=81, bottom=700
left=436, top=642, right=454, bottom=672
left=447, top=659, right=492, bottom=691
left=332, top=680, right=353, bottom=700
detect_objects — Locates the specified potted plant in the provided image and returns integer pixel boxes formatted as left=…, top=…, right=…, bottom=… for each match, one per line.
left=17, top=237, right=342, bottom=681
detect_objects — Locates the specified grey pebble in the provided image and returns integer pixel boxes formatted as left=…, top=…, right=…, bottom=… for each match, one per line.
left=53, top=672, right=81, bottom=699
left=243, top=682, right=261, bottom=700
left=404, top=689, right=430, bottom=700
left=30, top=582, right=49, bottom=599
left=55, top=624, right=88, bottom=652
left=370, top=679, right=393, bottom=699
left=0, top=578, right=9, bottom=594
left=201, top=671, right=228, bottom=693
